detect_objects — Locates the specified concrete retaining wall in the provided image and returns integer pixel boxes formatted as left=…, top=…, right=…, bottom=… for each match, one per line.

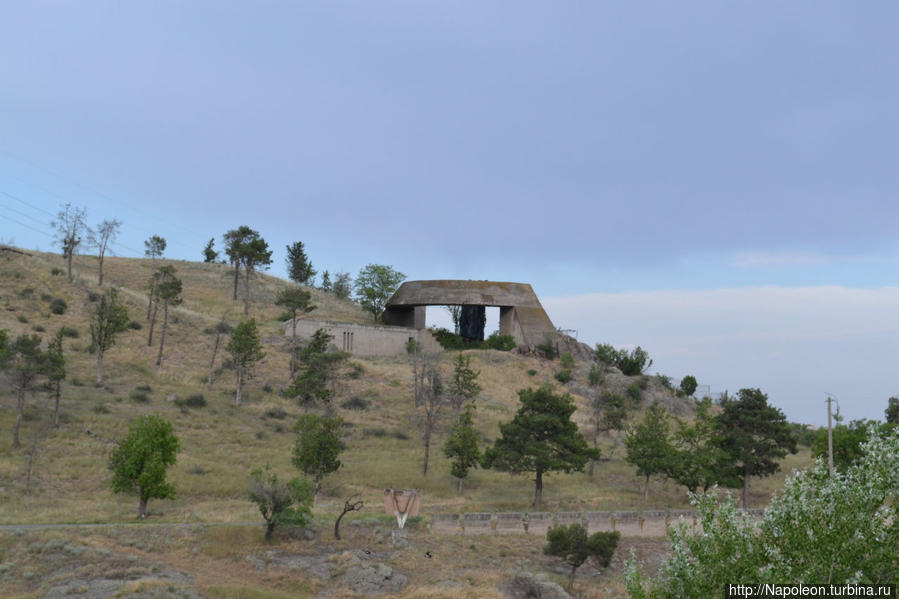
left=428, top=509, right=763, bottom=537
left=284, top=318, right=442, bottom=356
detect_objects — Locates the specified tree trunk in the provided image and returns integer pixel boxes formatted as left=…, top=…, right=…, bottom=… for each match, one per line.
left=265, top=520, right=275, bottom=542
left=138, top=496, right=148, bottom=519
left=568, top=564, right=577, bottom=592
left=156, top=301, right=168, bottom=366
left=588, top=431, right=599, bottom=476
left=644, top=474, right=650, bottom=503
left=98, top=254, right=104, bottom=286
left=147, top=301, right=158, bottom=346
left=207, top=333, right=221, bottom=388
left=289, top=317, right=298, bottom=377
left=232, top=262, right=240, bottom=300
left=243, top=268, right=251, bottom=315
left=422, top=425, right=431, bottom=476
left=66, top=251, right=73, bottom=282
left=742, top=466, right=750, bottom=509
left=54, top=383, right=61, bottom=429
left=235, top=368, right=243, bottom=405
left=147, top=257, right=156, bottom=319
left=96, top=350, right=104, bottom=385
left=534, top=468, right=543, bottom=510
left=13, top=390, right=24, bottom=449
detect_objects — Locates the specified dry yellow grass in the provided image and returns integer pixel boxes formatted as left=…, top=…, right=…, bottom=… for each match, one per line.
left=0, top=248, right=813, bottom=529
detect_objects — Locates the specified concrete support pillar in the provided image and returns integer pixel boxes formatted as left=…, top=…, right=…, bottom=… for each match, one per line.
left=383, top=306, right=426, bottom=329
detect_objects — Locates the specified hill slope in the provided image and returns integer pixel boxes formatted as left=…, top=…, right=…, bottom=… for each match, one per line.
left=0, top=247, right=810, bottom=526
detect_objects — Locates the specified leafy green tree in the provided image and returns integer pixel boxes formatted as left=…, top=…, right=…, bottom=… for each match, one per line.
left=226, top=319, right=265, bottom=405
left=625, top=428, right=899, bottom=598
left=625, top=403, right=676, bottom=503
left=292, top=414, right=345, bottom=503
left=447, top=353, right=481, bottom=412
left=205, top=318, right=232, bottom=388
left=667, top=398, right=732, bottom=493
left=811, top=419, right=876, bottom=473
left=544, top=523, right=620, bottom=591
left=483, top=385, right=599, bottom=509
left=90, top=288, right=130, bottom=384
left=332, top=272, right=352, bottom=300
left=275, top=287, right=316, bottom=376
left=88, top=218, right=121, bottom=286
left=108, top=415, right=180, bottom=519
left=286, top=241, right=316, bottom=285
left=52, top=203, right=87, bottom=282
left=587, top=363, right=605, bottom=387
left=46, top=329, right=66, bottom=429
left=444, top=404, right=481, bottom=493
left=5, top=334, right=46, bottom=449
left=286, top=329, right=346, bottom=409
left=717, top=388, right=797, bottom=508
left=239, top=234, right=272, bottom=315
left=588, top=391, right=628, bottom=476
left=223, top=226, right=255, bottom=301
left=319, top=270, right=331, bottom=292
left=144, top=235, right=166, bottom=319
left=886, top=396, right=899, bottom=424
left=679, top=375, right=697, bottom=397
left=247, top=465, right=312, bottom=541
left=153, top=266, right=183, bottom=366
left=202, top=238, right=218, bottom=263
left=353, top=264, right=405, bottom=322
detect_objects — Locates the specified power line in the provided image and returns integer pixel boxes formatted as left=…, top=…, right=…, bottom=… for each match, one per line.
left=1, top=189, right=56, bottom=218
left=1, top=212, right=54, bottom=240
left=0, top=201, right=47, bottom=226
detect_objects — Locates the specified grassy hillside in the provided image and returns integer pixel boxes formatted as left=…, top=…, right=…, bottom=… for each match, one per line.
left=0, top=247, right=812, bottom=527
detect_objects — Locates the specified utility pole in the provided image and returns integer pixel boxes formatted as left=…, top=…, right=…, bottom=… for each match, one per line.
left=825, top=393, right=835, bottom=476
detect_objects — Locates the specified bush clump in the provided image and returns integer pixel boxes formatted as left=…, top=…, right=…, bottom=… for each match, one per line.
left=49, top=298, right=68, bottom=315
left=485, top=332, right=516, bottom=351
left=129, top=391, right=150, bottom=403
left=430, top=328, right=516, bottom=351
left=50, top=267, right=64, bottom=276
left=554, top=370, right=572, bottom=384
left=341, top=397, right=368, bottom=411
left=595, top=343, right=653, bottom=376
left=59, top=326, right=79, bottom=338
left=264, top=405, right=287, bottom=419
left=181, top=394, right=207, bottom=408
left=128, top=320, right=143, bottom=330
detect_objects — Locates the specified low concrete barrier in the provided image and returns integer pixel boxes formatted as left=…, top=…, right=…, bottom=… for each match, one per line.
left=495, top=512, right=525, bottom=534
left=584, top=511, right=613, bottom=533
left=524, top=512, right=553, bottom=535
left=429, top=514, right=461, bottom=534
left=555, top=512, right=583, bottom=528
left=462, top=512, right=493, bottom=535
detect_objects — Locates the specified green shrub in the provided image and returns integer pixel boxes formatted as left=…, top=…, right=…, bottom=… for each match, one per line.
left=626, top=382, right=642, bottom=404
left=40, top=293, right=54, bottom=302
left=92, top=404, right=111, bottom=414
left=17, top=314, right=28, bottom=323
left=679, top=375, right=698, bottom=396
left=49, top=298, right=67, bottom=315
left=656, top=374, right=673, bottom=389
left=554, top=370, right=573, bottom=384
left=17, top=287, right=34, bottom=298
left=262, top=382, right=273, bottom=393
left=347, top=362, right=365, bottom=379
left=183, top=394, right=207, bottom=408
left=86, top=291, right=100, bottom=302
left=588, top=364, right=605, bottom=387
left=31, top=324, right=45, bottom=332
left=59, top=326, right=79, bottom=338
left=130, top=391, right=150, bottom=403
left=536, top=339, right=556, bottom=360
left=264, top=406, right=287, bottom=419
left=559, top=352, right=575, bottom=370
left=526, top=369, right=537, bottom=376
left=51, top=267, right=64, bottom=276
left=485, top=332, right=516, bottom=351
left=128, top=320, right=142, bottom=330
left=341, top=397, right=368, bottom=410
left=638, top=376, right=649, bottom=390
left=136, top=385, right=152, bottom=392
left=431, top=327, right=468, bottom=350
left=595, top=343, right=653, bottom=376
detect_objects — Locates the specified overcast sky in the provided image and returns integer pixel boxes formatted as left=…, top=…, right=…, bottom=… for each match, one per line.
left=2, top=2, right=898, bottom=425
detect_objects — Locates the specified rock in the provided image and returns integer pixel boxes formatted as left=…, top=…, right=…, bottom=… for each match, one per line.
left=501, top=571, right=571, bottom=599
left=341, top=563, right=408, bottom=596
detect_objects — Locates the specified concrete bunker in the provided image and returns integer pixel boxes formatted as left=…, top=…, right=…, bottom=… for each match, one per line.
left=383, top=280, right=556, bottom=349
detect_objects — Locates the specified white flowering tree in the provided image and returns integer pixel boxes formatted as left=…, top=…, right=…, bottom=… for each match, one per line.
left=626, top=427, right=899, bottom=598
